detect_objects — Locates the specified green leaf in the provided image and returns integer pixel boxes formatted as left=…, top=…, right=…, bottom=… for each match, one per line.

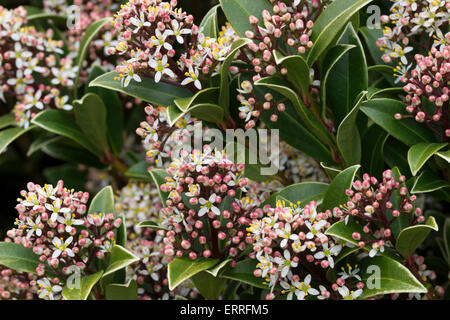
left=359, top=27, right=384, bottom=65
left=306, top=0, right=374, bottom=66
left=168, top=257, right=219, bottom=291
left=255, top=76, right=333, bottom=147
left=27, top=12, right=67, bottom=24
left=220, top=259, right=266, bottom=289
left=219, top=0, right=272, bottom=37
left=322, top=165, right=360, bottom=210
left=89, top=71, right=192, bottom=107
left=358, top=255, right=427, bottom=299
left=73, top=93, right=109, bottom=155
left=0, top=242, right=40, bottom=274
left=62, top=271, right=103, bottom=300
left=136, top=220, right=169, bottom=231
left=360, top=98, right=436, bottom=146
left=444, top=218, right=450, bottom=263
left=320, top=44, right=355, bottom=120
left=0, top=126, right=35, bottom=154
left=206, top=259, right=232, bottom=277
left=367, top=87, right=404, bottom=100
left=383, top=137, right=411, bottom=177
left=103, top=245, right=140, bottom=277
left=325, top=219, right=364, bottom=246
left=31, top=110, right=100, bottom=156
left=396, top=216, right=438, bottom=258
left=199, top=5, right=219, bottom=38
left=336, top=91, right=367, bottom=166
left=326, top=23, right=368, bottom=126
left=407, top=142, right=447, bottom=176
left=262, top=182, right=328, bottom=207
left=273, top=51, right=310, bottom=95
left=86, top=65, right=124, bottom=155
left=411, top=170, right=450, bottom=194
left=361, top=124, right=388, bottom=178
left=219, top=38, right=252, bottom=113
left=105, top=280, right=138, bottom=300
left=149, top=169, right=170, bottom=207
left=74, top=17, right=113, bottom=94
left=125, top=161, right=152, bottom=182
left=88, top=186, right=115, bottom=215
left=320, top=162, right=341, bottom=180
left=0, top=113, right=15, bottom=130
left=436, top=150, right=450, bottom=163
left=191, top=271, right=227, bottom=300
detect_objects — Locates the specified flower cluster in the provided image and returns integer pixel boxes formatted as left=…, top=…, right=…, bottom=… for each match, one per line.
left=395, top=46, right=449, bottom=140
left=376, top=0, right=449, bottom=68
left=115, top=182, right=197, bottom=299
left=248, top=200, right=349, bottom=299
left=334, top=170, right=424, bottom=256
left=136, top=104, right=196, bottom=166
left=5, top=181, right=122, bottom=300
left=0, top=267, right=38, bottom=300
left=110, top=0, right=237, bottom=89
left=0, top=6, right=78, bottom=128
left=159, top=146, right=253, bottom=261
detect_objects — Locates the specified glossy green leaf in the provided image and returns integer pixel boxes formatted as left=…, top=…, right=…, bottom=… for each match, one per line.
left=0, top=126, right=35, bottom=154
left=411, top=170, right=450, bottom=194
left=168, top=257, right=219, bottom=291
left=206, top=259, right=232, bottom=277
left=103, top=245, right=140, bottom=277
left=396, top=216, right=438, bottom=258
left=407, top=142, right=447, bottom=176
left=125, top=161, right=152, bottom=181
left=325, top=220, right=364, bottom=246
left=189, top=103, right=225, bottom=123
left=336, top=91, right=367, bottom=166
left=306, top=0, right=374, bottom=66
left=436, top=150, right=450, bottom=163
left=199, top=5, right=219, bottom=38
left=0, top=242, right=40, bottom=274
left=444, top=218, right=450, bottom=263
left=322, top=165, right=360, bottom=210
left=219, top=0, right=272, bottom=37
left=89, top=71, right=192, bottom=107
left=105, top=280, right=138, bottom=300
left=273, top=50, right=310, bottom=95
left=358, top=255, right=426, bottom=299
left=220, top=259, right=266, bottom=289
left=136, top=220, right=169, bottom=231
left=361, top=98, right=436, bottom=146
left=262, top=182, right=328, bottom=207
left=361, top=124, right=388, bottom=178
left=31, top=110, right=100, bottom=156
left=149, top=168, right=170, bottom=207
left=74, top=17, right=113, bottom=93
left=0, top=113, right=15, bottom=130
left=219, top=38, right=252, bottom=113
left=73, top=93, right=109, bottom=155
left=326, top=23, right=368, bottom=126
left=88, top=186, right=115, bottom=215
left=191, top=271, right=227, bottom=300
left=359, top=27, right=384, bottom=65
left=62, top=271, right=103, bottom=300
left=320, top=162, right=341, bottom=180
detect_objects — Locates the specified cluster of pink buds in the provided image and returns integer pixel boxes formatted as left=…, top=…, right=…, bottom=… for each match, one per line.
left=159, top=146, right=252, bottom=262
left=136, top=104, right=195, bottom=166
left=333, top=170, right=424, bottom=257
left=4, top=181, right=122, bottom=300
left=0, top=6, right=78, bottom=129
left=0, top=267, right=38, bottom=300
left=396, top=46, right=450, bottom=141
left=248, top=200, right=346, bottom=299
left=110, top=0, right=237, bottom=90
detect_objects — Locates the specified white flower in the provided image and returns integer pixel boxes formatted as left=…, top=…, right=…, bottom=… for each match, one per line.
left=369, top=242, right=385, bottom=257
left=37, top=278, right=62, bottom=300
left=24, top=58, right=45, bottom=76
left=149, top=55, right=176, bottom=83
left=150, top=29, right=173, bottom=53
left=305, top=219, right=327, bottom=239
left=167, top=20, right=191, bottom=44
left=26, top=216, right=42, bottom=239
left=9, top=42, right=32, bottom=68
left=338, top=264, right=361, bottom=281
left=313, top=242, right=342, bottom=268
left=45, top=199, right=70, bottom=223
left=198, top=193, right=220, bottom=217
left=181, top=66, right=202, bottom=90
left=7, top=69, right=33, bottom=94
left=295, top=274, right=319, bottom=300
left=118, top=65, right=141, bottom=87
left=141, top=261, right=164, bottom=281
left=56, top=211, right=84, bottom=233
left=24, top=90, right=44, bottom=110
left=273, top=249, right=298, bottom=277
left=338, top=285, right=362, bottom=300
left=129, top=10, right=151, bottom=33
left=277, top=223, right=299, bottom=248
left=51, top=236, right=74, bottom=258
left=55, top=95, right=73, bottom=110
